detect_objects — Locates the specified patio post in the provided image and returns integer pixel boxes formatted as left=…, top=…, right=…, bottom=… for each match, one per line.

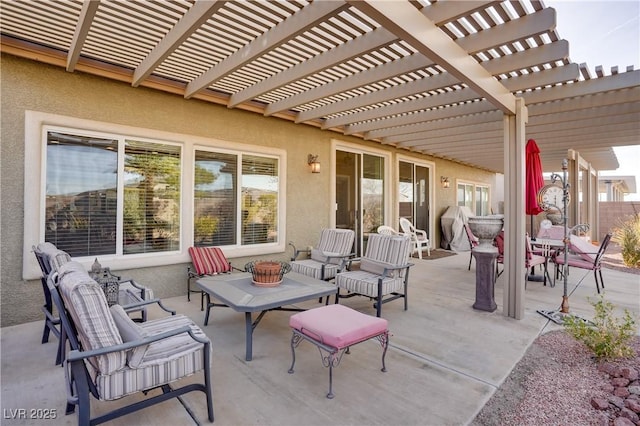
left=502, top=98, right=528, bottom=319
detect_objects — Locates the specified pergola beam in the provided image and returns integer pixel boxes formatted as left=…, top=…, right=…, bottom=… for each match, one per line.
left=66, top=0, right=100, bottom=72
left=132, top=0, right=225, bottom=87
left=185, top=1, right=349, bottom=98
left=347, top=0, right=516, bottom=114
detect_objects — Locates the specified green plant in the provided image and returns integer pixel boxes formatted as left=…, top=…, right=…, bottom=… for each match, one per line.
left=563, top=295, right=637, bottom=360
left=611, top=214, right=640, bottom=268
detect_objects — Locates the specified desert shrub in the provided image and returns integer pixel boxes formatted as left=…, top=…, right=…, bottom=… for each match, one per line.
left=611, top=214, right=640, bottom=268
left=563, top=295, right=637, bottom=360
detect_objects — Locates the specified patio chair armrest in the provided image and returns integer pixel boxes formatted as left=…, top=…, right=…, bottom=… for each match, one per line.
left=381, top=263, right=414, bottom=277
left=289, top=241, right=311, bottom=261
left=122, top=296, right=177, bottom=315
left=414, top=229, right=428, bottom=238
left=67, top=325, right=208, bottom=362
left=322, top=252, right=353, bottom=263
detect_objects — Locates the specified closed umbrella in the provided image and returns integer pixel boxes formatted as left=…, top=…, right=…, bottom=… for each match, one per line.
left=526, top=139, right=544, bottom=237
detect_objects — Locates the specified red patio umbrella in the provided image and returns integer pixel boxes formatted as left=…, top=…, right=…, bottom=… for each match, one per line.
left=526, top=139, right=544, bottom=236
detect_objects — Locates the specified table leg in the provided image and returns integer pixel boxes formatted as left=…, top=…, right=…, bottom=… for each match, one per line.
left=245, top=312, right=253, bottom=361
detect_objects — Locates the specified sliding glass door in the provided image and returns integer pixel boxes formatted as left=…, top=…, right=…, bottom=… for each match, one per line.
left=399, top=161, right=430, bottom=236
left=335, top=149, right=385, bottom=256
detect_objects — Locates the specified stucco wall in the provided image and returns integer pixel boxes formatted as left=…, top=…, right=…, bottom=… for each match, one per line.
left=1, top=54, right=496, bottom=326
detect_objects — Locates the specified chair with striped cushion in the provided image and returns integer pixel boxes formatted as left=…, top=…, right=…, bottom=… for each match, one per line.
left=33, top=243, right=70, bottom=365
left=187, top=246, right=238, bottom=310
left=335, top=233, right=413, bottom=317
left=289, top=228, right=355, bottom=282
left=49, top=261, right=214, bottom=425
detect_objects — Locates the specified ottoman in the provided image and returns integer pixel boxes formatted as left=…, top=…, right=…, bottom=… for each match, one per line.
left=288, top=304, right=389, bottom=398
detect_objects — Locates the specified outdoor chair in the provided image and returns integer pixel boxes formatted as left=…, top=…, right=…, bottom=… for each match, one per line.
left=49, top=261, right=214, bottom=426
left=335, top=233, right=413, bottom=317
left=495, top=233, right=548, bottom=286
left=552, top=233, right=612, bottom=293
left=525, top=235, right=549, bottom=287
left=187, top=246, right=241, bottom=310
left=376, top=225, right=400, bottom=236
left=399, top=217, right=430, bottom=258
left=495, top=231, right=505, bottom=279
left=33, top=242, right=69, bottom=365
left=289, top=228, right=355, bottom=282
left=463, top=224, right=479, bottom=270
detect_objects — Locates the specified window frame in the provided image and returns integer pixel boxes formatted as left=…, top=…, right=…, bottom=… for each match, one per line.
left=23, top=111, right=287, bottom=279
left=456, top=179, right=491, bottom=216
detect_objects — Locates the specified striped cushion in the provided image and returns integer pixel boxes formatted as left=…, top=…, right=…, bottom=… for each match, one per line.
left=188, top=246, right=232, bottom=275
left=110, top=305, right=149, bottom=367
left=311, top=229, right=355, bottom=265
left=290, top=259, right=339, bottom=280
left=94, top=315, right=208, bottom=400
left=336, top=270, right=405, bottom=298
left=364, top=234, right=411, bottom=277
left=95, top=351, right=204, bottom=401
left=37, top=242, right=72, bottom=273
left=58, top=262, right=125, bottom=375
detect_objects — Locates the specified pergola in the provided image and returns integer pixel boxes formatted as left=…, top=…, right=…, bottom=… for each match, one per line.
left=2, top=0, right=639, bottom=318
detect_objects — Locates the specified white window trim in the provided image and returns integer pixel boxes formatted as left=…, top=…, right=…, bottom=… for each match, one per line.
left=456, top=179, right=491, bottom=215
left=23, top=110, right=287, bottom=279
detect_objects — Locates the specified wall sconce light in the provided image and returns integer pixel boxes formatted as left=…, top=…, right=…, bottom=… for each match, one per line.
left=308, top=154, right=320, bottom=173
left=441, top=176, right=450, bottom=188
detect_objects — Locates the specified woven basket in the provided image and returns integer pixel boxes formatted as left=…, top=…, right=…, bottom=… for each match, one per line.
left=245, top=261, right=291, bottom=287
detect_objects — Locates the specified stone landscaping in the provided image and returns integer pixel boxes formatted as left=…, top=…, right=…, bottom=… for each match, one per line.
left=592, top=362, right=640, bottom=425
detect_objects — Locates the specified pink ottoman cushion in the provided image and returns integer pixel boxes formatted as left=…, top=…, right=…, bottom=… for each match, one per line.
left=290, top=304, right=388, bottom=350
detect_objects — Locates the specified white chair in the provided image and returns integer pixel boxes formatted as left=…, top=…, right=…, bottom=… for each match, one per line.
left=399, top=217, right=430, bottom=258
left=376, top=225, right=399, bottom=235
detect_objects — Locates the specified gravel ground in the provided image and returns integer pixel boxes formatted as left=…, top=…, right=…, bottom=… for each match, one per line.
left=472, top=330, right=640, bottom=426
left=472, top=247, right=640, bottom=426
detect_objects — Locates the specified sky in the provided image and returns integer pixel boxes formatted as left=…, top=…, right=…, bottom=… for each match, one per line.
left=544, top=0, right=640, bottom=200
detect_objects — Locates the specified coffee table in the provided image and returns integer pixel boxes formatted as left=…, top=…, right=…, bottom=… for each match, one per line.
left=197, top=271, right=338, bottom=361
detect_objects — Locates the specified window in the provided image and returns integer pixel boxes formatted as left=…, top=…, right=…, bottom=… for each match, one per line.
left=45, top=131, right=182, bottom=257
left=25, top=112, right=286, bottom=280
left=194, top=151, right=279, bottom=247
left=457, top=181, right=490, bottom=216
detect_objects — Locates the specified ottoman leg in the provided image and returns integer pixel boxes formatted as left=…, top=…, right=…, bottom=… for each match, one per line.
left=288, top=331, right=302, bottom=374
left=327, top=354, right=335, bottom=399
left=379, top=331, right=389, bottom=372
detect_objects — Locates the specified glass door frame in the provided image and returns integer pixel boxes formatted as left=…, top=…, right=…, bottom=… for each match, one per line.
left=330, top=139, right=392, bottom=257
left=396, top=154, right=435, bottom=246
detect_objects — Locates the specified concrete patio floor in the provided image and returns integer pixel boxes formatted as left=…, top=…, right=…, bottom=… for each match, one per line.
left=2, top=250, right=638, bottom=426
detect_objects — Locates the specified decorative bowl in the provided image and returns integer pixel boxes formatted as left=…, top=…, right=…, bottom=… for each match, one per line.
left=245, top=261, right=291, bottom=287
left=546, top=210, right=563, bottom=225
left=467, top=215, right=504, bottom=251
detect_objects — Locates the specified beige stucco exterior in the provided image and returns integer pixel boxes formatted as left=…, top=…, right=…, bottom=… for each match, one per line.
left=1, top=54, right=496, bottom=326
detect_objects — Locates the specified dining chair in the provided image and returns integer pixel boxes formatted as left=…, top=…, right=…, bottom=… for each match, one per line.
left=525, top=235, right=549, bottom=287
left=463, top=224, right=479, bottom=270
left=552, top=233, right=612, bottom=293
